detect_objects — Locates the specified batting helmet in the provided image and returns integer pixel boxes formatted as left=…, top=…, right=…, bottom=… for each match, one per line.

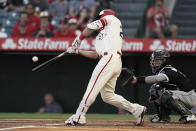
left=150, top=49, right=170, bottom=73
left=99, top=9, right=117, bottom=18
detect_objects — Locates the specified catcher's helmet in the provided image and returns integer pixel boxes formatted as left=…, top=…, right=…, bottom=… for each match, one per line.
left=150, top=49, right=170, bottom=73
left=99, top=9, right=117, bottom=18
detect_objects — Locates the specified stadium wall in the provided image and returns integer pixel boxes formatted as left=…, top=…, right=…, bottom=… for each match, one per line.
left=0, top=53, right=196, bottom=114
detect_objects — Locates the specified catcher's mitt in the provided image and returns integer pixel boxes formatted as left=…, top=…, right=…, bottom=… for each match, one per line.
left=120, top=67, right=135, bottom=88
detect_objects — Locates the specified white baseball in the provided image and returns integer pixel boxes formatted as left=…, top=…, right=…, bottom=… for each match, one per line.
left=32, top=56, right=38, bottom=62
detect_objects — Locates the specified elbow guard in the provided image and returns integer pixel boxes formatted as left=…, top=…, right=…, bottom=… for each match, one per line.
left=87, top=20, right=103, bottom=30
left=87, top=18, right=107, bottom=30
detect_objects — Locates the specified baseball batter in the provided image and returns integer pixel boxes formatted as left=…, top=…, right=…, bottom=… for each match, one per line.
left=65, top=9, right=146, bottom=126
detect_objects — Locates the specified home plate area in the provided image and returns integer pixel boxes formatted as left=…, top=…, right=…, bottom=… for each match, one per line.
left=0, top=119, right=196, bottom=131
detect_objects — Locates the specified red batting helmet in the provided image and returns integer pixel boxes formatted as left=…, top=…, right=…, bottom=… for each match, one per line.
left=99, top=9, right=117, bottom=18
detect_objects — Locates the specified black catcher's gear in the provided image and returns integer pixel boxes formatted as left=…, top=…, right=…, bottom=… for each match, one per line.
left=149, top=84, right=163, bottom=103
left=149, top=84, right=193, bottom=123
left=158, top=65, right=193, bottom=92
left=149, top=84, right=171, bottom=123
left=150, top=49, right=170, bottom=73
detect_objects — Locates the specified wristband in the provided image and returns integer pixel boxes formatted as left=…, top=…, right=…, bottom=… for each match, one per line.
left=137, top=76, right=146, bottom=83
left=79, top=33, right=85, bottom=40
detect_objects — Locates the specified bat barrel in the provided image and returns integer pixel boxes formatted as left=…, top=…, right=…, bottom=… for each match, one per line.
left=32, top=52, right=66, bottom=72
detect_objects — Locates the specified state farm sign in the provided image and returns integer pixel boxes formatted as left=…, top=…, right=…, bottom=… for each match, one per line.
left=17, top=39, right=70, bottom=50
left=166, top=40, right=196, bottom=52
left=122, top=40, right=143, bottom=51
left=0, top=38, right=93, bottom=51
left=0, top=38, right=196, bottom=53
left=2, top=38, right=70, bottom=50
left=122, top=39, right=196, bottom=53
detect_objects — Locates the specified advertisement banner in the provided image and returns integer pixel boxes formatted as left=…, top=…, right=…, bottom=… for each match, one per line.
left=0, top=38, right=196, bottom=53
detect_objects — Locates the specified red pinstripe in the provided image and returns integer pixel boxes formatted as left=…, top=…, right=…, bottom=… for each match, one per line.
left=77, top=55, right=113, bottom=123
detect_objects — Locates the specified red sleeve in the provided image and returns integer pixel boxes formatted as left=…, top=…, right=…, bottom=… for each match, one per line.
left=100, top=18, right=107, bottom=27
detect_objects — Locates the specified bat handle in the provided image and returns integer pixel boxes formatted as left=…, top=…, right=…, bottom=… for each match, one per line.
left=54, top=51, right=67, bottom=60
left=58, top=52, right=66, bottom=57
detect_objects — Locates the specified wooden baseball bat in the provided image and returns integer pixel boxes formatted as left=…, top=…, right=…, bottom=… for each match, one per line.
left=32, top=51, right=67, bottom=72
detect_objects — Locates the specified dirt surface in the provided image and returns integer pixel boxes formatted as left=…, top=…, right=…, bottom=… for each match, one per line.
left=0, top=119, right=196, bottom=131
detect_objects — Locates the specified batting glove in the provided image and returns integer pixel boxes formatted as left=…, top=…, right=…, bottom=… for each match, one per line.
left=72, top=38, right=81, bottom=48
left=72, top=34, right=85, bottom=48
left=67, top=46, right=79, bottom=54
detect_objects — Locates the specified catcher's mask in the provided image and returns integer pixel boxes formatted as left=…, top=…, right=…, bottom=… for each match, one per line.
left=150, top=49, right=170, bottom=74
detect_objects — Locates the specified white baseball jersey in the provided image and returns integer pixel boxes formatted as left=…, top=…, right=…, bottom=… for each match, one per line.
left=66, top=14, right=145, bottom=125
left=93, top=15, right=123, bottom=56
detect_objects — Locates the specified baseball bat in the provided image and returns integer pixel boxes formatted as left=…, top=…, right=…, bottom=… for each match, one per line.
left=32, top=51, right=67, bottom=72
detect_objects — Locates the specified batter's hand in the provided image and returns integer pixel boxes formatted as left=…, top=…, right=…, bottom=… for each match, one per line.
left=67, top=46, right=79, bottom=54
left=72, top=36, right=81, bottom=48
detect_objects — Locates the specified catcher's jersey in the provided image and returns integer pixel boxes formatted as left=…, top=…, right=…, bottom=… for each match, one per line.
left=95, top=15, right=123, bottom=56
left=157, top=65, right=193, bottom=92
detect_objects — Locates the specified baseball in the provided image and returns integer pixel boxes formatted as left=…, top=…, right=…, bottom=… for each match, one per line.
left=32, top=56, right=38, bottom=62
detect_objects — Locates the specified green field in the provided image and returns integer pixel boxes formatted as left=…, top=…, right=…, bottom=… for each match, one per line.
left=0, top=113, right=181, bottom=121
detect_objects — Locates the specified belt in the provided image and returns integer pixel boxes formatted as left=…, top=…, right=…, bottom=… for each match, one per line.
left=99, top=51, right=121, bottom=59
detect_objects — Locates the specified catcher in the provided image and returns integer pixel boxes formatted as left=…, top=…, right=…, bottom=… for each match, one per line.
left=121, top=49, right=196, bottom=123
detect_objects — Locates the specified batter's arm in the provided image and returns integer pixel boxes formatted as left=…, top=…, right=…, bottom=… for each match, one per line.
left=70, top=19, right=105, bottom=58
left=78, top=50, right=99, bottom=59
left=83, top=28, right=95, bottom=37
left=71, top=22, right=100, bottom=48
left=73, top=27, right=98, bottom=59
left=82, top=18, right=106, bottom=38
left=69, top=19, right=106, bottom=57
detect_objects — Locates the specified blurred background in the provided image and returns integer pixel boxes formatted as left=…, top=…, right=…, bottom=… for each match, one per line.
left=0, top=0, right=196, bottom=114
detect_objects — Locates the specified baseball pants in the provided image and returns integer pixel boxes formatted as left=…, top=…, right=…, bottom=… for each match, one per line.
left=75, top=53, right=144, bottom=122
left=171, top=89, right=196, bottom=108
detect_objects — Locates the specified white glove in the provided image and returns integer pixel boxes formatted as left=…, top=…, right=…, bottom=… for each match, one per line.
left=67, top=46, right=78, bottom=54
left=72, top=36, right=81, bottom=48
